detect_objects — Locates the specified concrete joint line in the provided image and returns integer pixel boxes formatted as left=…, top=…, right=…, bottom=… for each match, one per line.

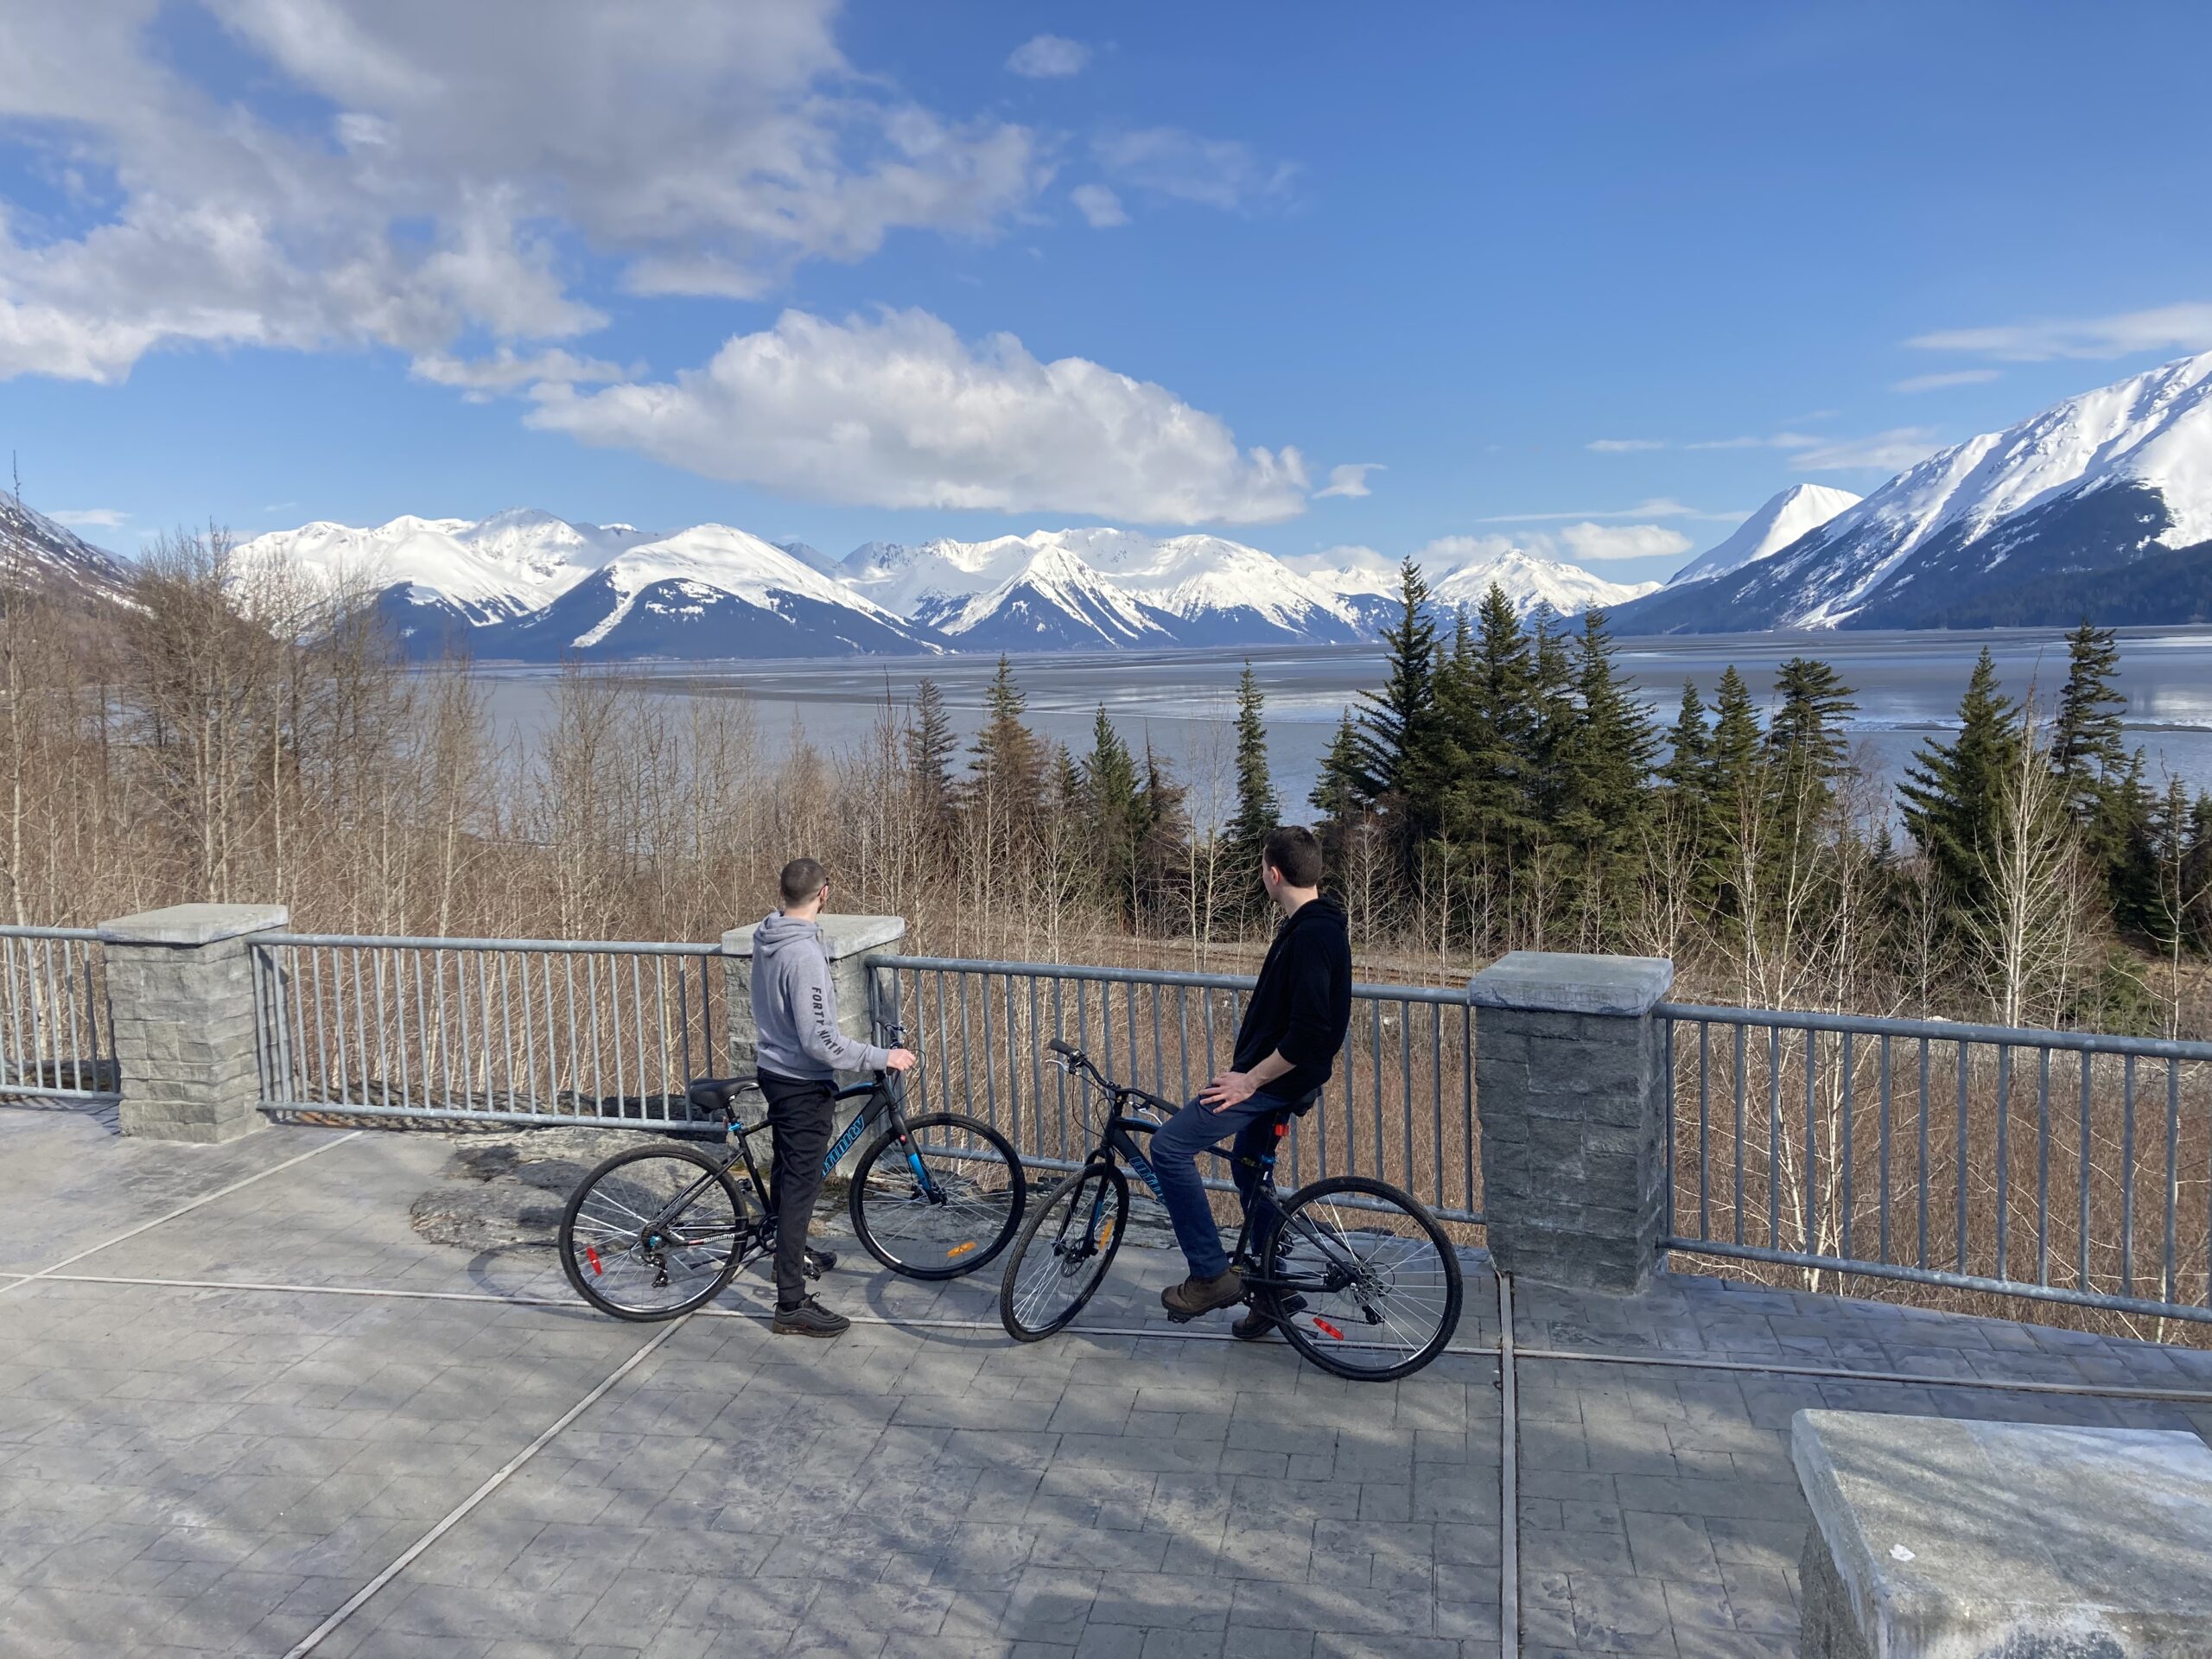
left=1497, top=1271, right=1520, bottom=1657
left=25, top=1267, right=2212, bottom=1408
left=283, top=1314, right=690, bottom=1659
left=0, top=1131, right=359, bottom=1299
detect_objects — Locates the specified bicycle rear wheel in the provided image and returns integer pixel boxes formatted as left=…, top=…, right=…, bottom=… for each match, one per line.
left=559, top=1142, right=755, bottom=1321
left=849, top=1112, right=1027, bottom=1279
left=998, top=1160, right=1128, bottom=1341
left=1262, top=1175, right=1462, bottom=1381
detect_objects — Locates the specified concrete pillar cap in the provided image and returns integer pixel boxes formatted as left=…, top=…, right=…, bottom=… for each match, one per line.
left=99, top=904, right=289, bottom=946
left=1468, top=950, right=1674, bottom=1016
left=721, top=913, right=906, bottom=959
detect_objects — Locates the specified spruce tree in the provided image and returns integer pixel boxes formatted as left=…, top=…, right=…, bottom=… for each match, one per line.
left=1703, top=664, right=1767, bottom=903
left=906, top=676, right=958, bottom=830
left=1447, top=583, right=1540, bottom=854
left=1224, top=661, right=1279, bottom=890
left=1083, top=705, right=1144, bottom=916
left=1352, top=557, right=1449, bottom=873
left=1660, top=681, right=1709, bottom=794
left=1525, top=602, right=1577, bottom=828
left=1767, top=657, right=1858, bottom=812
left=1898, top=648, right=2019, bottom=913
left=1555, top=608, right=1656, bottom=855
left=968, top=655, right=1046, bottom=813
left=2051, top=620, right=2126, bottom=822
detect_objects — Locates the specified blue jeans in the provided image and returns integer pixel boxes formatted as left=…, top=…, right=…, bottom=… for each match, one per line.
left=1149, top=1092, right=1290, bottom=1280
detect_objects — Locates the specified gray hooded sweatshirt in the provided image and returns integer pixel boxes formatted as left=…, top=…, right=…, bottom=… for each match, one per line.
left=748, top=912, right=893, bottom=1082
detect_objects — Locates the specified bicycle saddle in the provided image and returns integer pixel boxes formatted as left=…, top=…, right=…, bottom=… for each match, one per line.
left=684, top=1076, right=758, bottom=1117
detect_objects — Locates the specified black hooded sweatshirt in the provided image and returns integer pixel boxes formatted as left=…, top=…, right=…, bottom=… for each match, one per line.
left=1230, top=893, right=1353, bottom=1105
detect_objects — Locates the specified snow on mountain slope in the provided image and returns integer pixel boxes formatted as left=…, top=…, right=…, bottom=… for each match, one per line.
left=1668, top=485, right=1860, bottom=586
left=0, top=493, right=131, bottom=607
left=1616, top=350, right=2212, bottom=633
left=237, top=510, right=645, bottom=626
left=488, top=524, right=938, bottom=659
left=1427, top=547, right=1660, bottom=615
left=918, top=543, right=1173, bottom=650
left=843, top=528, right=1358, bottom=645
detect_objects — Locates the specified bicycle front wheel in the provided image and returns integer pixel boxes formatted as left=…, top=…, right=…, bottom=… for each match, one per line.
left=559, top=1142, right=755, bottom=1321
left=849, top=1112, right=1027, bottom=1279
left=1262, top=1175, right=1462, bottom=1381
left=999, top=1160, right=1128, bottom=1341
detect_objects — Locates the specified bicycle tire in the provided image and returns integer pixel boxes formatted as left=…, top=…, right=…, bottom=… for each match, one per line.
left=559, top=1141, right=754, bottom=1322
left=998, top=1160, right=1128, bottom=1341
left=1262, top=1174, right=1462, bottom=1381
left=849, top=1112, right=1028, bottom=1279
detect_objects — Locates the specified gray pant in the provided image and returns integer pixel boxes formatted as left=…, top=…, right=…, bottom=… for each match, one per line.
left=758, top=1070, right=834, bottom=1307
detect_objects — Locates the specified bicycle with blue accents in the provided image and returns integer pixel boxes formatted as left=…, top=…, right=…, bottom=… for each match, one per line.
left=998, top=1039, right=1462, bottom=1381
left=558, top=1028, right=1027, bottom=1320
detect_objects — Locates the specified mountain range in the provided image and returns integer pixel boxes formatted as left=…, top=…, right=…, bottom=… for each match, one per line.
left=17, top=349, right=2212, bottom=654
left=1620, top=349, right=2212, bottom=632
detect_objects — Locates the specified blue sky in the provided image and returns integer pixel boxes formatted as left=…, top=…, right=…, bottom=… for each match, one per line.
left=4, top=2, right=2211, bottom=586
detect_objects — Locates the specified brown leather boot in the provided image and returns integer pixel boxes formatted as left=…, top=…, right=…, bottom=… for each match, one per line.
left=1161, top=1268, right=1244, bottom=1321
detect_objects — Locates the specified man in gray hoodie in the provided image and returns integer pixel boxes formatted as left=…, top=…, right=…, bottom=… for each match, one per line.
left=750, top=857, right=916, bottom=1336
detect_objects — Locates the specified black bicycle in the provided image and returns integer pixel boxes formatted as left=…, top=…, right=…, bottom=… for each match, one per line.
left=558, top=1032, right=1027, bottom=1320
left=998, top=1039, right=1463, bottom=1381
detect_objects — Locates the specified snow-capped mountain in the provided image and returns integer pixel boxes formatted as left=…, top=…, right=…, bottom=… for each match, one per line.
left=235, top=509, right=648, bottom=641
left=1618, top=350, right=2212, bottom=632
left=844, top=529, right=1360, bottom=648
left=1667, top=485, right=1860, bottom=586
left=482, top=524, right=938, bottom=659
left=0, top=493, right=131, bottom=607
left=1428, top=546, right=1660, bottom=615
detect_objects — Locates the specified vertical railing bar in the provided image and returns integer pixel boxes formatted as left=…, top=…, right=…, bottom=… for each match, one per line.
left=2122, top=1053, right=2137, bottom=1298
left=397, top=946, right=418, bottom=1112
left=652, top=956, right=671, bottom=1122
left=1803, top=1028, right=1818, bottom=1256
left=1177, top=983, right=1192, bottom=1104
left=1697, top=1020, right=1711, bottom=1241
left=1461, top=1000, right=1474, bottom=1217
left=2163, top=1058, right=2180, bottom=1308
left=1840, top=1031, right=1854, bottom=1262
left=1152, top=983, right=1164, bottom=1103
left=349, top=948, right=371, bottom=1105
left=36, top=934, right=60, bottom=1085
left=2036, top=1046, right=2052, bottom=1287
left=1052, top=975, right=1066, bottom=1160
left=1878, top=1034, right=1892, bottom=1263
left=1732, top=1024, right=1746, bottom=1248
left=1370, top=998, right=1385, bottom=1181
left=2, top=938, right=22, bottom=1087
left=436, top=950, right=454, bottom=1110
left=673, top=957, right=692, bottom=1109
left=1430, top=1002, right=1444, bottom=1213
left=2079, top=1052, right=2094, bottom=1294
left=1030, top=975, right=1046, bottom=1159
left=934, top=968, right=951, bottom=1118
left=585, top=953, right=602, bottom=1113
left=1955, top=1039, right=1970, bottom=1275
left=517, top=952, right=539, bottom=1116
left=1993, top=1043, right=2012, bottom=1281
left=1401, top=999, right=1414, bottom=1197
left=1917, top=1036, right=1930, bottom=1270
left=1767, top=1026, right=1782, bottom=1251
left=411, top=945, right=431, bottom=1111
left=629, top=953, right=646, bottom=1121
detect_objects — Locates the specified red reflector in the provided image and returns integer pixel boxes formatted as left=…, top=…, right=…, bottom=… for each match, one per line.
left=1273, top=1122, right=1288, bottom=1139
left=1313, top=1318, right=1344, bottom=1341
left=585, top=1246, right=604, bottom=1276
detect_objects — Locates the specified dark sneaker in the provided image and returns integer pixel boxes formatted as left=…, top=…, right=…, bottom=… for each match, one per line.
left=1160, top=1268, right=1244, bottom=1322
left=1232, top=1293, right=1306, bottom=1340
left=772, top=1294, right=849, bottom=1338
left=804, top=1248, right=837, bottom=1277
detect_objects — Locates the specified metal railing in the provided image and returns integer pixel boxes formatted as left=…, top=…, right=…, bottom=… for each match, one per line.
left=1659, top=1003, right=2212, bottom=1325
left=251, top=933, right=730, bottom=1128
left=0, top=925, right=117, bottom=1100
left=869, top=956, right=1481, bottom=1224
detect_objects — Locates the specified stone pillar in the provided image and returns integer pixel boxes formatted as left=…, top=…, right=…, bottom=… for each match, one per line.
left=99, top=903, right=289, bottom=1143
left=722, top=915, right=906, bottom=1166
left=1471, top=950, right=1674, bottom=1294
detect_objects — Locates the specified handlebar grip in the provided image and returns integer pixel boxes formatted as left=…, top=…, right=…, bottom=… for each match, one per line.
left=1046, top=1039, right=1077, bottom=1058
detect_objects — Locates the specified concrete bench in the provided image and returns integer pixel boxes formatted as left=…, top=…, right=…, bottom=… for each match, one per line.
left=1790, top=1408, right=2212, bottom=1657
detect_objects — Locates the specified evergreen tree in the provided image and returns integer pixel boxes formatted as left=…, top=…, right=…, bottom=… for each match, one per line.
left=967, top=655, right=1046, bottom=815
left=1136, top=738, right=1192, bottom=924
left=1224, top=661, right=1280, bottom=891
left=2050, top=620, right=2126, bottom=822
left=906, top=676, right=958, bottom=830
left=1445, top=583, right=1540, bottom=855
left=1660, top=681, right=1709, bottom=795
left=1083, top=705, right=1145, bottom=916
left=1352, top=557, right=1450, bottom=869
left=1898, top=648, right=2019, bottom=914
left=1554, top=608, right=1657, bottom=856
left=1525, top=602, right=1578, bottom=827
left=1766, top=657, right=1858, bottom=813
left=1706, top=666, right=1763, bottom=823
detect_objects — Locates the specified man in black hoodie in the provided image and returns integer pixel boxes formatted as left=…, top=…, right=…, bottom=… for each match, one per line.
left=1152, top=824, right=1352, bottom=1327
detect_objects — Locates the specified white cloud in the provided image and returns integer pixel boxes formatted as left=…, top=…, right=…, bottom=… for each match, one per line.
left=1313, top=463, right=1382, bottom=500
left=1683, top=432, right=1822, bottom=451
left=1906, top=302, right=2212, bottom=362
left=1586, top=438, right=1666, bottom=453
left=1007, top=35, right=1090, bottom=77
left=1093, top=129, right=1297, bottom=212
left=1790, top=428, right=1942, bottom=472
left=1071, top=184, right=1128, bottom=228
left=50, top=508, right=129, bottom=529
left=1891, top=368, right=2001, bottom=393
left=1480, top=497, right=1711, bottom=523
left=1554, top=522, right=1692, bottom=563
left=410, top=347, right=633, bottom=401
left=0, top=2, right=1049, bottom=384
left=525, top=307, right=1312, bottom=524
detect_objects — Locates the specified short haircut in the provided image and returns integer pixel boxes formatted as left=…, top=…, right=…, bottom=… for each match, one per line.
left=1262, top=825, right=1324, bottom=889
left=779, top=857, right=827, bottom=907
